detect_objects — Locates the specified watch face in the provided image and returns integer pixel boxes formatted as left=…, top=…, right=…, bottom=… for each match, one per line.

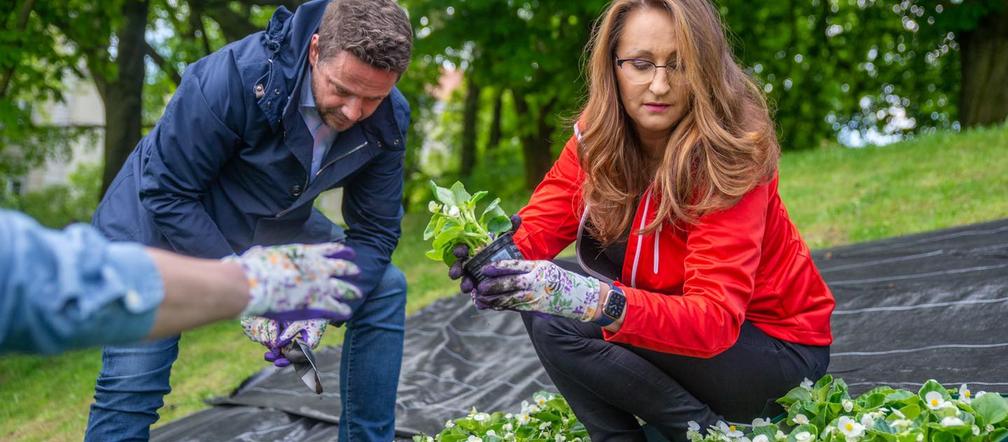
left=603, top=290, right=625, bottom=318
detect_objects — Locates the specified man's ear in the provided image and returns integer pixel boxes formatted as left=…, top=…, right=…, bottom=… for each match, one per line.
left=308, top=34, right=319, bottom=67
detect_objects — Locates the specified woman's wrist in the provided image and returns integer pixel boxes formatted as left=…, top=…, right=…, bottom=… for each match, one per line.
left=592, top=282, right=610, bottom=322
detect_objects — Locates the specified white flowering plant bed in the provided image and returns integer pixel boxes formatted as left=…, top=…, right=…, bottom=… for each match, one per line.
left=413, top=392, right=589, bottom=442
left=688, top=375, right=1008, bottom=442
left=424, top=180, right=511, bottom=265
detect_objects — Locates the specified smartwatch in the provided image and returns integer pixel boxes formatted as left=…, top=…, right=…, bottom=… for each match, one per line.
left=593, top=285, right=626, bottom=327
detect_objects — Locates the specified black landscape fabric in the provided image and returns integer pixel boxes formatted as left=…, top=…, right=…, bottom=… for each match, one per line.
left=152, top=219, right=1008, bottom=441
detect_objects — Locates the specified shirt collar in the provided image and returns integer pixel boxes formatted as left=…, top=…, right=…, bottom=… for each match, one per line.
left=300, top=67, right=316, bottom=110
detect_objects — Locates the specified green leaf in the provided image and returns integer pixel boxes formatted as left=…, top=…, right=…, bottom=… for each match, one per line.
left=470, top=190, right=489, bottom=206
left=972, top=393, right=1008, bottom=426
left=450, top=181, right=472, bottom=206
left=423, top=213, right=443, bottom=241
left=885, top=390, right=916, bottom=403
left=425, top=248, right=443, bottom=262
left=430, top=180, right=457, bottom=207
left=778, top=386, right=813, bottom=407
left=918, top=379, right=950, bottom=402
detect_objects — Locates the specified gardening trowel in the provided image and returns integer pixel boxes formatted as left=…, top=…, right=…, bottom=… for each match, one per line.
left=285, top=339, right=323, bottom=394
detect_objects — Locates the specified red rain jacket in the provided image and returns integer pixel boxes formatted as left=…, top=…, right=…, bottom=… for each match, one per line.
left=512, top=135, right=835, bottom=358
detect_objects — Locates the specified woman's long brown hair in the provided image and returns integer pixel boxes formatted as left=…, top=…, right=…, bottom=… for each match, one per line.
left=579, top=0, right=779, bottom=245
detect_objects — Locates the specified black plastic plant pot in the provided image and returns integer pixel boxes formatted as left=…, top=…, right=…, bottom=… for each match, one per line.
left=463, top=232, right=525, bottom=284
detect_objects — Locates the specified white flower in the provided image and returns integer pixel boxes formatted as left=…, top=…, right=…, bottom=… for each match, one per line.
left=842, top=399, right=854, bottom=413
left=891, top=419, right=912, bottom=430
left=753, top=435, right=769, bottom=442
left=776, top=430, right=786, bottom=440
left=535, top=395, right=548, bottom=407
left=687, top=421, right=702, bottom=432
left=958, top=384, right=972, bottom=404
left=445, top=420, right=455, bottom=429
left=428, top=201, right=441, bottom=213
left=925, top=391, right=948, bottom=410
left=800, top=378, right=814, bottom=390
left=503, top=423, right=513, bottom=432
left=714, top=421, right=744, bottom=438
left=473, top=412, right=490, bottom=423
left=517, top=413, right=530, bottom=425
left=555, top=435, right=566, bottom=442
left=838, top=416, right=865, bottom=440
left=445, top=205, right=461, bottom=217
left=486, top=430, right=497, bottom=437
left=860, top=414, right=875, bottom=428
left=792, top=414, right=809, bottom=425
left=752, top=418, right=770, bottom=427
left=467, top=436, right=483, bottom=442
left=538, top=421, right=551, bottom=430
left=916, top=434, right=923, bottom=442
left=972, top=425, right=981, bottom=436
left=505, top=413, right=513, bottom=420
left=987, top=424, right=996, bottom=432
left=941, top=416, right=964, bottom=427
left=425, top=437, right=434, bottom=442
left=794, top=431, right=813, bottom=442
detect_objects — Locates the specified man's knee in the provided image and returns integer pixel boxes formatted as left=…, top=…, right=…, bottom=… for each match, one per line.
left=350, top=264, right=407, bottom=326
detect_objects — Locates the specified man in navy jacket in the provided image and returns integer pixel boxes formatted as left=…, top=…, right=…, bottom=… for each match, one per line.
left=85, top=1, right=412, bottom=440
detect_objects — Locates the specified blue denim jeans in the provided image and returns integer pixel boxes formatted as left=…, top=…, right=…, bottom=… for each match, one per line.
left=84, top=264, right=407, bottom=442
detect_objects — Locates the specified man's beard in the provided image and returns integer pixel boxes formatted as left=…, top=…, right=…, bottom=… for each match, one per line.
left=318, top=106, right=350, bottom=131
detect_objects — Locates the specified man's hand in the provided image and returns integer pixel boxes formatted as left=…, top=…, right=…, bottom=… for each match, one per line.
left=241, top=317, right=327, bottom=367
left=473, top=259, right=603, bottom=322
left=227, top=243, right=361, bottom=321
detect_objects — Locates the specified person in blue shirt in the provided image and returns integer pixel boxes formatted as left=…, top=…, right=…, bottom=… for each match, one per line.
left=84, top=0, right=413, bottom=440
left=0, top=210, right=360, bottom=355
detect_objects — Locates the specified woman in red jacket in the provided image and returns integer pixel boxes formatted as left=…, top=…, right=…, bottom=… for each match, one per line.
left=451, top=0, right=834, bottom=440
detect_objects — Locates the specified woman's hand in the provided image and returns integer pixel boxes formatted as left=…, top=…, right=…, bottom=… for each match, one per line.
left=473, top=259, right=603, bottom=322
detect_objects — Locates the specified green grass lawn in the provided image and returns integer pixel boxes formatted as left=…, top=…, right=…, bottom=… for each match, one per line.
left=2, top=124, right=1007, bottom=441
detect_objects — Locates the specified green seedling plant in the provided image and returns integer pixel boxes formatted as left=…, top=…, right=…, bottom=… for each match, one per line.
left=424, top=180, right=512, bottom=266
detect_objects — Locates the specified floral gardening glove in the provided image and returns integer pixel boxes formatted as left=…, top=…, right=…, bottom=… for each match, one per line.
left=226, top=242, right=361, bottom=322
left=473, top=259, right=603, bottom=322
left=240, top=317, right=327, bottom=367
left=448, top=215, right=522, bottom=300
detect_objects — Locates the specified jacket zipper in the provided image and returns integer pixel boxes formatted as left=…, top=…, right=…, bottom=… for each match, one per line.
left=575, top=206, right=615, bottom=285
left=630, top=189, right=652, bottom=288
left=275, top=140, right=369, bottom=218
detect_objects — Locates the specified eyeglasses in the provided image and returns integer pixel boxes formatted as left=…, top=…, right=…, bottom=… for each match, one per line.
left=615, top=57, right=688, bottom=85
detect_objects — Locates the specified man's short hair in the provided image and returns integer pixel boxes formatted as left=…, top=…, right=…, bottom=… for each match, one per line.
left=317, top=0, right=413, bottom=74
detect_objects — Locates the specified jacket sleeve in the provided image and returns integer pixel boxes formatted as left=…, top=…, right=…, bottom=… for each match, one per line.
left=513, top=136, right=584, bottom=260
left=340, top=102, right=410, bottom=296
left=138, top=54, right=246, bottom=259
left=0, top=210, right=163, bottom=354
left=603, top=182, right=770, bottom=358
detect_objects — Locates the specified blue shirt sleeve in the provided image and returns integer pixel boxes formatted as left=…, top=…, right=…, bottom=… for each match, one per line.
left=0, top=210, right=165, bottom=354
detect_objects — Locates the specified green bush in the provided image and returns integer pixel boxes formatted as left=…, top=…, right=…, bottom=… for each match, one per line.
left=14, top=162, right=102, bottom=228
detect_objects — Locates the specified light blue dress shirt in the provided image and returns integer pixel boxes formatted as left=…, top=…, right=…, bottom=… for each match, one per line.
left=0, top=210, right=164, bottom=354
left=299, top=70, right=340, bottom=179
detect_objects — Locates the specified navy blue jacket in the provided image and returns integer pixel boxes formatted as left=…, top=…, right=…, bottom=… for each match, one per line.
left=93, top=0, right=410, bottom=295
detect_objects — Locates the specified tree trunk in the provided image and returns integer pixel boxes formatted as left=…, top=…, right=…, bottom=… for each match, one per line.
left=958, top=6, right=1008, bottom=128
left=101, top=0, right=149, bottom=196
left=513, top=93, right=556, bottom=191
left=460, top=77, right=480, bottom=176
left=487, top=88, right=504, bottom=150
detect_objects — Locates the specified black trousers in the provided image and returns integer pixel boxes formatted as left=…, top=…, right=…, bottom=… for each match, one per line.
left=521, top=312, right=829, bottom=442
